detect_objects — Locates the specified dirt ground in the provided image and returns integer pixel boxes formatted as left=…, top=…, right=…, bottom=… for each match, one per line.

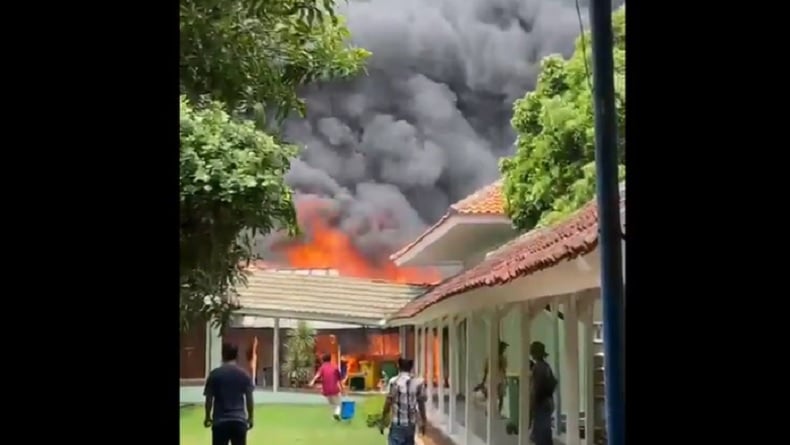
left=419, top=424, right=454, bottom=445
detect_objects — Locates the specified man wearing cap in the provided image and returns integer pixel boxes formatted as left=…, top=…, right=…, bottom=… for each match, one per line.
left=530, top=341, right=557, bottom=445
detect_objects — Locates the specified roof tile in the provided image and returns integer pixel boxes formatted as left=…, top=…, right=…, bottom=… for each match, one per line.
left=390, top=180, right=505, bottom=261
left=450, top=180, right=505, bottom=215
left=391, top=192, right=626, bottom=320
left=238, top=270, right=428, bottom=322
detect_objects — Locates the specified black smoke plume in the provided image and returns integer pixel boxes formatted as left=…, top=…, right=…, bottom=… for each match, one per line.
left=257, top=0, right=622, bottom=261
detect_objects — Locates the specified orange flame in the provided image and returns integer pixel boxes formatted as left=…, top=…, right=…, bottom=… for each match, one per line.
left=279, top=197, right=441, bottom=285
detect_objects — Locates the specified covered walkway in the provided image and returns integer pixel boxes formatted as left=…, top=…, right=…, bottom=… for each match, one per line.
left=388, top=185, right=625, bottom=445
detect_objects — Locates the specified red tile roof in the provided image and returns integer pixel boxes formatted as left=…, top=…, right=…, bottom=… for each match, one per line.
left=450, top=180, right=505, bottom=215
left=390, top=180, right=506, bottom=261
left=390, top=193, right=625, bottom=320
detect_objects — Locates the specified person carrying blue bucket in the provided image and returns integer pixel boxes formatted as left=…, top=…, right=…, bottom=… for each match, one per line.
left=309, top=354, right=344, bottom=421
left=379, top=358, right=426, bottom=445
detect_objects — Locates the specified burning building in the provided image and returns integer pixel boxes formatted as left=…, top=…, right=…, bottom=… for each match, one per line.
left=180, top=266, right=428, bottom=390
left=180, top=194, right=450, bottom=388
left=263, top=194, right=443, bottom=285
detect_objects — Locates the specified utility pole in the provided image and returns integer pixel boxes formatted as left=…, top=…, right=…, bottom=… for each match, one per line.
left=588, top=2, right=625, bottom=445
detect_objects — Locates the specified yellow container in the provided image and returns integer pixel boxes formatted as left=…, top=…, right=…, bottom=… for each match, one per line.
left=359, top=360, right=375, bottom=390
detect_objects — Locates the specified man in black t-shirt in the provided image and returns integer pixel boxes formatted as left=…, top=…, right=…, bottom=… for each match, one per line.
left=204, top=343, right=255, bottom=445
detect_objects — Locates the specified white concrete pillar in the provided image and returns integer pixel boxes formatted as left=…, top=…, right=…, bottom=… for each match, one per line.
left=459, top=319, right=466, bottom=396
left=552, top=297, right=562, bottom=433
left=399, top=326, right=406, bottom=357
left=438, top=318, right=446, bottom=422
left=426, top=321, right=435, bottom=411
left=422, top=324, right=429, bottom=384
left=273, top=317, right=280, bottom=392
left=449, top=316, right=458, bottom=433
left=563, top=296, right=580, bottom=445
left=486, top=308, right=500, bottom=445
left=206, top=322, right=222, bottom=377
left=582, top=298, right=596, bottom=445
left=415, top=325, right=422, bottom=376
left=464, top=313, right=473, bottom=445
left=518, top=303, right=533, bottom=445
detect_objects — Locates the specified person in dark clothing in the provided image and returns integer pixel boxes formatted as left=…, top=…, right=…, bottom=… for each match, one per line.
left=204, top=343, right=255, bottom=445
left=529, top=341, right=557, bottom=445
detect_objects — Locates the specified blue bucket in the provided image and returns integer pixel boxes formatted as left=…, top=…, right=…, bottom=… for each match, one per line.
left=340, top=400, right=356, bottom=420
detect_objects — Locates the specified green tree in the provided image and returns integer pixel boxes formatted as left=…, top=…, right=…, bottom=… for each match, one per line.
left=500, top=8, right=625, bottom=230
left=179, top=0, right=370, bottom=332
left=180, top=98, right=298, bottom=331
left=180, top=0, right=370, bottom=120
left=282, top=321, right=317, bottom=387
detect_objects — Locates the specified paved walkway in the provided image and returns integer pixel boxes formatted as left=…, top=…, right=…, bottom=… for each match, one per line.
left=180, top=386, right=364, bottom=405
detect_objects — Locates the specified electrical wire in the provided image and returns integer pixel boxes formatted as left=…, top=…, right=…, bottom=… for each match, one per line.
left=575, top=0, right=593, bottom=93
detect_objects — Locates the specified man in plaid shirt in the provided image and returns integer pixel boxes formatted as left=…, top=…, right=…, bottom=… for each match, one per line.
left=380, top=358, right=427, bottom=445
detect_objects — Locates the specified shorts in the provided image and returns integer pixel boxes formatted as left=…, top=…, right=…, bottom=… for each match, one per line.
left=325, top=394, right=341, bottom=406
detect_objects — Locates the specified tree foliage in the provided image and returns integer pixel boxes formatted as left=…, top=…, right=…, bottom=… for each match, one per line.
left=500, top=8, right=625, bottom=230
left=179, top=0, right=370, bottom=332
left=180, top=97, right=298, bottom=331
left=282, top=321, right=316, bottom=386
left=180, top=0, right=371, bottom=120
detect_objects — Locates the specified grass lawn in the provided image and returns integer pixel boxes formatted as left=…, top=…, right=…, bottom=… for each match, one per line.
left=181, top=396, right=386, bottom=445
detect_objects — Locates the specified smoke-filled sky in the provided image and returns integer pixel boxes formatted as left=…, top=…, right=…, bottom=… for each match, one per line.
left=256, top=0, right=622, bottom=261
